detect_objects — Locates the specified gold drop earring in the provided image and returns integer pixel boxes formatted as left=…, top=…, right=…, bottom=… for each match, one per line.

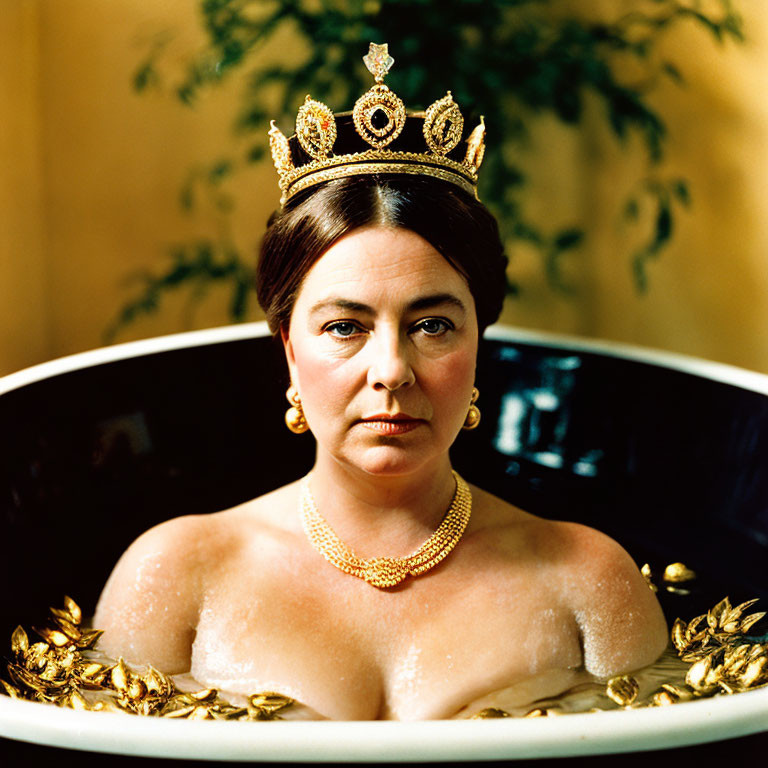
left=462, top=387, right=481, bottom=431
left=285, top=386, right=309, bottom=434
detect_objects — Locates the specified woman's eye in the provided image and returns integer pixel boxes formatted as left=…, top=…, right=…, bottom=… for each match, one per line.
left=414, top=318, right=452, bottom=336
left=325, top=321, right=363, bottom=338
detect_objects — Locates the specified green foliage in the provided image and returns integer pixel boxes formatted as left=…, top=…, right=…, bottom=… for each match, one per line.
left=113, top=0, right=743, bottom=337
left=627, top=176, right=692, bottom=293
left=106, top=242, right=252, bottom=341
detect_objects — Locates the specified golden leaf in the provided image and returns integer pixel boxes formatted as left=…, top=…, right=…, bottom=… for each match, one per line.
left=110, top=658, right=130, bottom=691
left=63, top=596, right=82, bottom=625
left=671, top=618, right=688, bottom=652
left=39, top=659, right=63, bottom=682
left=663, top=562, right=696, bottom=583
left=163, top=705, right=196, bottom=719
left=662, top=684, right=692, bottom=700
left=248, top=692, right=294, bottom=715
left=741, top=657, right=768, bottom=688
left=11, top=626, right=29, bottom=656
left=190, top=688, right=217, bottom=703
left=686, top=656, right=715, bottom=692
left=652, top=690, right=676, bottom=706
left=708, top=597, right=731, bottom=629
left=730, top=598, right=760, bottom=618
left=76, top=629, right=103, bottom=651
left=686, top=615, right=706, bottom=636
left=740, top=612, right=766, bottom=634
left=67, top=690, right=88, bottom=711
left=473, top=707, right=511, bottom=719
left=144, top=666, right=174, bottom=697
left=126, top=678, right=147, bottom=701
left=640, top=563, right=658, bottom=593
left=34, top=627, right=70, bottom=648
left=211, top=706, right=247, bottom=720
left=27, top=642, right=50, bottom=663
left=52, top=617, right=81, bottom=641
left=0, top=680, right=21, bottom=699
left=606, top=675, right=639, bottom=706
left=722, top=645, right=750, bottom=675
left=79, top=662, right=107, bottom=681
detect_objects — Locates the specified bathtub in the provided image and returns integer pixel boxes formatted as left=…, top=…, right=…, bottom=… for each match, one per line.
left=0, top=322, right=766, bottom=762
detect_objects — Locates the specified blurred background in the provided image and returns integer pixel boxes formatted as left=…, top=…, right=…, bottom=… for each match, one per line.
left=2, top=0, right=767, bottom=377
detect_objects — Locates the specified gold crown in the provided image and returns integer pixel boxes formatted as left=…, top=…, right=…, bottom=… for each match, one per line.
left=269, top=43, right=486, bottom=206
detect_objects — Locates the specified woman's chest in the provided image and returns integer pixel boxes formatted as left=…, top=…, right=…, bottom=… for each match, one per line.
left=190, top=568, right=583, bottom=720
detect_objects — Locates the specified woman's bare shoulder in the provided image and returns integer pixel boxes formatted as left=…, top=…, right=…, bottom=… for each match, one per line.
left=94, top=480, right=303, bottom=670
left=466, top=483, right=571, bottom=552
left=467, top=483, right=668, bottom=676
left=468, top=483, right=643, bottom=573
left=93, top=513, right=213, bottom=671
left=547, top=521, right=669, bottom=676
left=98, top=479, right=303, bottom=598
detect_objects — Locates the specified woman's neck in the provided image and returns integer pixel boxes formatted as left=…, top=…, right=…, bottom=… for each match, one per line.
left=305, top=453, right=458, bottom=559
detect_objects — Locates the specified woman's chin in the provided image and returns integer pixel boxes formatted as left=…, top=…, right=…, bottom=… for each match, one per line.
left=342, top=443, right=441, bottom=478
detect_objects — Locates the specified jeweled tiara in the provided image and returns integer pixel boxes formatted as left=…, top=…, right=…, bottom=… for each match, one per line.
left=269, top=43, right=486, bottom=206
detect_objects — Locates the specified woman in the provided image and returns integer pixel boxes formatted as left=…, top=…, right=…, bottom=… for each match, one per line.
left=95, top=44, right=667, bottom=720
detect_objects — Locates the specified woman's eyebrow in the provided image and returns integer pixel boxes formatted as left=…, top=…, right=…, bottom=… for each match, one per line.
left=407, top=293, right=466, bottom=313
left=309, top=298, right=373, bottom=316
left=308, top=293, right=466, bottom=317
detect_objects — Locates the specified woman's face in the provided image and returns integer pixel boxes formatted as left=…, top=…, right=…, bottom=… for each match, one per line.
left=283, top=226, right=479, bottom=478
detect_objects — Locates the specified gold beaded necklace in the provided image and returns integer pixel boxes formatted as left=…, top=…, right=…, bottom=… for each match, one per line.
left=299, top=471, right=472, bottom=589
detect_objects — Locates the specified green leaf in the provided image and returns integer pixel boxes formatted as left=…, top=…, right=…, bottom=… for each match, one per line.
left=208, top=160, right=233, bottom=184
left=654, top=203, right=672, bottom=250
left=661, top=61, right=684, bottom=84
left=673, top=180, right=691, bottom=206
left=133, top=61, right=158, bottom=92
left=554, top=229, right=584, bottom=251
left=246, top=144, right=266, bottom=163
left=624, top=198, right=639, bottom=220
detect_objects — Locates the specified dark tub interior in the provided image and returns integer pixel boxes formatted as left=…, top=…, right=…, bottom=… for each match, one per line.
left=1, top=334, right=766, bottom=639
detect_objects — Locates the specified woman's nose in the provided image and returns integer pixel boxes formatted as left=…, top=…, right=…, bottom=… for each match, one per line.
left=367, top=331, right=415, bottom=392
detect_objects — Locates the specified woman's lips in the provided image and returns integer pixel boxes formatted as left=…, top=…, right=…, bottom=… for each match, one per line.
left=358, top=414, right=424, bottom=435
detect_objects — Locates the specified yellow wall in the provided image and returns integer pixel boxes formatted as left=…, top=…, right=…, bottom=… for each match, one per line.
left=2, top=0, right=767, bottom=375
left=0, top=1, right=48, bottom=374
left=500, top=2, right=768, bottom=372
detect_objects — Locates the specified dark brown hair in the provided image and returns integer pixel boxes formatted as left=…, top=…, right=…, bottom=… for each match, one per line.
left=256, top=175, right=508, bottom=334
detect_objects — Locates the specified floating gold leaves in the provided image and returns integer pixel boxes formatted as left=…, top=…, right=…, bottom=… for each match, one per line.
left=655, top=595, right=768, bottom=701
left=3, top=592, right=767, bottom=721
left=642, top=561, right=697, bottom=595
left=0, top=597, right=294, bottom=721
left=594, top=591, right=766, bottom=710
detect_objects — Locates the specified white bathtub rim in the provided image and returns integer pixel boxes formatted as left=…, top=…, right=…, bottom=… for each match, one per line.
left=0, top=322, right=273, bottom=398
left=0, top=685, right=766, bottom=762
left=1, top=322, right=767, bottom=398
left=483, top=325, right=768, bottom=395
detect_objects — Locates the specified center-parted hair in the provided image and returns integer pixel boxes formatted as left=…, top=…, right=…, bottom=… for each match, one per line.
left=256, top=174, right=508, bottom=335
